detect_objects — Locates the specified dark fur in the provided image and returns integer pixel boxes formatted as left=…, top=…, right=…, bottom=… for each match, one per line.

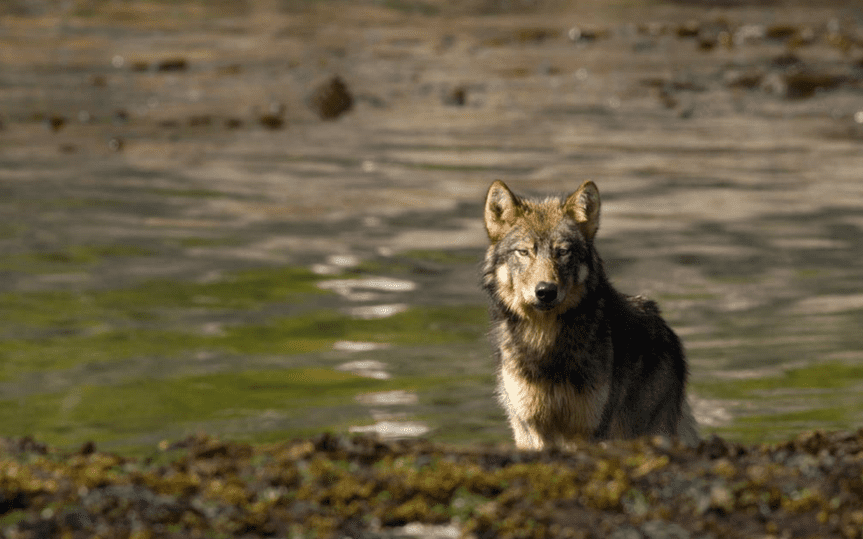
left=483, top=180, right=698, bottom=448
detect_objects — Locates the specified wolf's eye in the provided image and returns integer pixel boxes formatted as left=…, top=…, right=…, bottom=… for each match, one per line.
left=515, top=249, right=530, bottom=257
left=554, top=247, right=569, bottom=258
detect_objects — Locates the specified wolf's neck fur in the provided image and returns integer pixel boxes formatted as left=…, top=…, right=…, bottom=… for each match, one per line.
left=513, top=309, right=561, bottom=355
left=498, top=280, right=610, bottom=389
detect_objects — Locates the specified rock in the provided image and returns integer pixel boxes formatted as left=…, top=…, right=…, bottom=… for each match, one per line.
left=567, top=26, right=604, bottom=43
left=308, top=75, right=354, bottom=120
left=443, top=85, right=467, bottom=106
left=762, top=71, right=846, bottom=99
left=46, top=115, right=65, bottom=132
left=676, top=21, right=700, bottom=38
left=641, top=520, right=691, bottom=539
left=513, top=27, right=559, bottom=44
left=156, top=58, right=188, bottom=72
left=611, top=526, right=643, bottom=539
left=724, top=69, right=764, bottom=90
left=258, top=114, right=285, bottom=129
left=771, top=52, right=802, bottom=68
left=765, top=24, right=798, bottom=41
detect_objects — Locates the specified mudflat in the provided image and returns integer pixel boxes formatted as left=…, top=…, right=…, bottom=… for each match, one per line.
left=2, top=0, right=863, bottom=451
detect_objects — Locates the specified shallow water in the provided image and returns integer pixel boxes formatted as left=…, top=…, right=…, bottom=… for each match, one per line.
left=2, top=1, right=863, bottom=452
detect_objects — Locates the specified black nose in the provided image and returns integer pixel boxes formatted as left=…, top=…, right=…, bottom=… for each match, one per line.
left=535, top=282, right=558, bottom=304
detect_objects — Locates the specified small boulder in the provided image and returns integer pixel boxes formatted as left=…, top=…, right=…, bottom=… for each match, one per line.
left=308, top=76, right=354, bottom=120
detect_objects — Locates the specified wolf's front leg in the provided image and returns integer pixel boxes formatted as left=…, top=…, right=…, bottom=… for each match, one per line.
left=506, top=411, right=546, bottom=450
left=498, top=370, right=548, bottom=450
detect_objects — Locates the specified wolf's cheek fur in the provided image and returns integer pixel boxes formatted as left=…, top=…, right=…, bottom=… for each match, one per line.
left=494, top=257, right=531, bottom=317
left=577, top=264, right=589, bottom=284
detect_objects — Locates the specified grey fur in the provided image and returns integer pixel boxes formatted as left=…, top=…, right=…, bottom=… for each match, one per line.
left=482, top=180, right=699, bottom=449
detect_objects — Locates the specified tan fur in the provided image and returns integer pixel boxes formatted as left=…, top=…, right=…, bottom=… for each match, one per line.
left=483, top=180, right=700, bottom=450
left=498, top=342, right=610, bottom=450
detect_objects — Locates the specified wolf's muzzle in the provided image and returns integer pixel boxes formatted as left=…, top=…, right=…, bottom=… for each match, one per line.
left=534, top=281, right=559, bottom=308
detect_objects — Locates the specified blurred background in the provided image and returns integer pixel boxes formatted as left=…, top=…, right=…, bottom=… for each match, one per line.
left=2, top=0, right=863, bottom=454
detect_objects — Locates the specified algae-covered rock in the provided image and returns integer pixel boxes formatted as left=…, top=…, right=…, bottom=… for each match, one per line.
left=3, top=430, right=863, bottom=538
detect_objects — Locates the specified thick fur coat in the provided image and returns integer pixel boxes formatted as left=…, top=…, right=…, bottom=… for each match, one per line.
left=482, top=180, right=699, bottom=449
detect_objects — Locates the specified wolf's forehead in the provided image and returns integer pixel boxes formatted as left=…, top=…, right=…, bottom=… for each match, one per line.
left=516, top=198, right=571, bottom=236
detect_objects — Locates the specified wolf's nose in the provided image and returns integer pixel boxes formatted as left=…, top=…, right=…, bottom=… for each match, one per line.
left=535, top=282, right=558, bottom=303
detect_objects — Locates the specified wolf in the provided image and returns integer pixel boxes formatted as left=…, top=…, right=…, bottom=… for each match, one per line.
left=482, top=180, right=699, bottom=449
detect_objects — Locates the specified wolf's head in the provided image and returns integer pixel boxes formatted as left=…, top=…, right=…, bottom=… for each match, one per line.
left=483, top=180, right=600, bottom=318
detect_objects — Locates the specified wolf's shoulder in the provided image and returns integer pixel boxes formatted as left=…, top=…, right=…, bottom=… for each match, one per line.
left=607, top=291, right=681, bottom=348
left=623, top=294, right=662, bottom=316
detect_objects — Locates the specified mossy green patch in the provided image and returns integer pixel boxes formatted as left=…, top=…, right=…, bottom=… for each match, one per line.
left=0, top=301, right=485, bottom=379
left=0, top=265, right=330, bottom=329
left=348, top=306, right=486, bottom=346
left=695, top=362, right=863, bottom=443
left=795, top=268, right=823, bottom=279
left=0, top=223, right=24, bottom=240
left=740, top=406, right=847, bottom=425
left=0, top=290, right=107, bottom=329
left=0, top=244, right=157, bottom=274
left=350, top=249, right=479, bottom=276
left=694, top=361, right=863, bottom=401
left=0, top=263, right=342, bottom=378
left=97, top=266, right=328, bottom=311
left=0, top=368, right=388, bottom=450
left=219, top=305, right=486, bottom=355
left=0, top=329, right=213, bottom=379
left=0, top=251, right=489, bottom=448
left=0, top=510, right=26, bottom=527
left=711, top=405, right=851, bottom=444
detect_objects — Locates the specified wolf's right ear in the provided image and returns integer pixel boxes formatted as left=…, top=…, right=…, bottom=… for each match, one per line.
left=564, top=180, right=600, bottom=241
left=484, top=180, right=520, bottom=243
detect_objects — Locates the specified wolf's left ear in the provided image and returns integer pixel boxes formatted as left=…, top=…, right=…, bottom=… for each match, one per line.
left=564, top=180, right=600, bottom=241
left=485, top=180, right=521, bottom=243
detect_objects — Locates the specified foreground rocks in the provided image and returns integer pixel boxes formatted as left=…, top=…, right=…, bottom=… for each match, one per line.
left=3, top=431, right=863, bottom=538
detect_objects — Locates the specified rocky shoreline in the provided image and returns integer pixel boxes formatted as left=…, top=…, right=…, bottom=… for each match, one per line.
left=3, top=430, right=863, bottom=539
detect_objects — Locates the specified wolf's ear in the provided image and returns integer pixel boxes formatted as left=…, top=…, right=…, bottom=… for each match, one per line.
left=564, top=180, right=600, bottom=241
left=484, top=180, right=521, bottom=243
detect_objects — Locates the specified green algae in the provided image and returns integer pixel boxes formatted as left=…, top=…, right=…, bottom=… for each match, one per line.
left=694, top=361, right=863, bottom=401
left=0, top=302, right=486, bottom=380
left=694, top=362, right=863, bottom=443
left=96, top=266, right=330, bottom=311
left=0, top=242, right=489, bottom=450
left=0, top=265, right=329, bottom=327
left=0, top=244, right=158, bottom=274
left=7, top=431, right=863, bottom=539
left=0, top=368, right=389, bottom=449
left=0, top=329, right=213, bottom=378
left=349, top=248, right=480, bottom=276
left=218, top=305, right=485, bottom=355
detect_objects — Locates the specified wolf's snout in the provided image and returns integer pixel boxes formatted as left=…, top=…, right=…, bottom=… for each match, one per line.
left=535, top=282, right=559, bottom=304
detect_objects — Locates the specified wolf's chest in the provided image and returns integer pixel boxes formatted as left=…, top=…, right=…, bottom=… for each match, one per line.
left=497, top=355, right=610, bottom=440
